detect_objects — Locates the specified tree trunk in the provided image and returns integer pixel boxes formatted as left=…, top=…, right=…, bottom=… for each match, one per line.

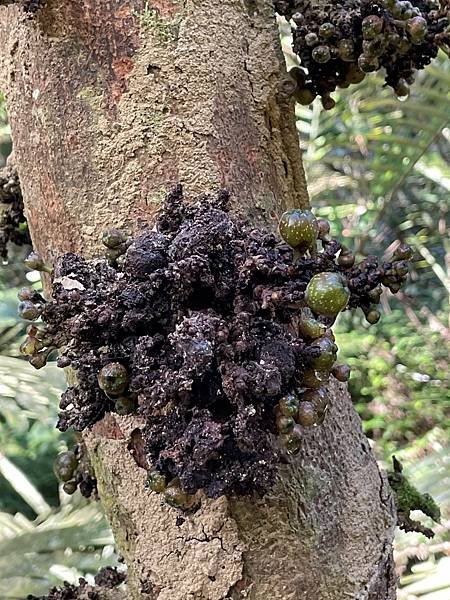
left=0, top=1, right=398, bottom=598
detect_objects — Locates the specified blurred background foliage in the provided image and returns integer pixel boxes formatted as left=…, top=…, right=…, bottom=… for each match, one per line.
left=0, top=29, right=448, bottom=599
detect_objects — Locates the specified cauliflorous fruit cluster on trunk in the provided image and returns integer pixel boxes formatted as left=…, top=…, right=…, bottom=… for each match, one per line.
left=20, top=186, right=412, bottom=505
left=275, top=0, right=450, bottom=108
left=0, top=165, right=30, bottom=261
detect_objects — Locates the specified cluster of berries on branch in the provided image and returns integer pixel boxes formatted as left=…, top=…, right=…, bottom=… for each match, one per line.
left=19, top=187, right=412, bottom=506
left=0, top=165, right=30, bottom=261
left=275, top=0, right=450, bottom=108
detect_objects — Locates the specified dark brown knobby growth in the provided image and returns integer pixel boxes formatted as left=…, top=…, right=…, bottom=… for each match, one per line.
left=0, top=163, right=30, bottom=261
left=26, top=566, right=126, bottom=600
left=19, top=186, right=412, bottom=506
left=275, top=0, right=450, bottom=108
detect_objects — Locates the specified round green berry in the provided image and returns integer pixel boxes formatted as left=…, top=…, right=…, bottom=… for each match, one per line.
left=298, top=312, right=327, bottom=340
left=321, top=94, right=335, bottom=111
left=406, top=16, right=427, bottom=44
left=164, top=482, right=190, bottom=509
left=305, top=33, right=318, bottom=46
left=301, top=387, right=328, bottom=414
left=147, top=470, right=167, bottom=493
left=98, top=362, right=129, bottom=396
left=332, top=364, right=351, bottom=382
left=393, top=244, right=413, bottom=261
left=294, top=87, right=316, bottom=106
left=302, top=369, right=329, bottom=389
left=115, top=397, right=135, bottom=415
left=279, top=209, right=318, bottom=252
left=361, top=15, right=383, bottom=40
left=338, top=39, right=355, bottom=62
left=278, top=393, right=300, bottom=418
left=358, top=54, right=379, bottom=73
left=319, top=22, right=335, bottom=39
left=309, top=336, right=338, bottom=372
left=312, top=45, right=331, bottom=64
left=394, top=78, right=410, bottom=99
left=101, top=228, right=127, bottom=249
left=365, top=309, right=381, bottom=324
left=305, top=272, right=350, bottom=317
left=62, top=481, right=78, bottom=495
left=284, top=425, right=302, bottom=455
left=18, top=300, right=41, bottom=321
left=54, top=451, right=79, bottom=482
left=276, top=415, right=295, bottom=434
left=345, top=64, right=365, bottom=84
left=297, top=401, right=319, bottom=427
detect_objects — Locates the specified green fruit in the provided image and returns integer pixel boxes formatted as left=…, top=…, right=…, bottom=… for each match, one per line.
left=298, top=309, right=327, bottom=339
left=338, top=39, right=355, bottom=62
left=361, top=15, right=384, bottom=40
left=321, top=94, right=335, bottom=111
left=345, top=64, right=365, bottom=84
left=305, top=272, right=350, bottom=317
left=284, top=425, right=302, bottom=455
left=365, top=309, right=381, bottom=324
left=394, top=78, right=410, bottom=99
left=98, top=362, right=128, bottom=396
left=164, top=482, right=190, bottom=508
left=63, top=481, right=78, bottom=495
left=309, top=336, right=338, bottom=372
left=332, top=364, right=351, bottom=382
left=20, top=336, right=40, bottom=356
left=279, top=209, right=318, bottom=252
left=301, top=388, right=328, bottom=414
left=406, top=16, right=427, bottom=44
left=276, top=415, right=295, bottom=434
left=319, top=23, right=335, bottom=39
left=368, top=285, right=382, bottom=303
left=393, top=243, right=413, bottom=261
left=317, top=219, right=330, bottom=239
left=101, top=228, right=127, bottom=249
left=358, top=54, right=379, bottom=73
left=297, top=401, right=319, bottom=427
left=294, top=87, right=316, bottom=106
left=147, top=470, right=167, bottom=493
left=312, top=45, right=331, bottom=64
left=338, top=250, right=355, bottom=268
left=18, top=300, right=41, bottom=321
left=54, top=451, right=79, bottom=482
left=278, top=393, right=300, bottom=418
left=302, top=369, right=329, bottom=389
left=24, top=252, right=52, bottom=274
left=305, top=33, right=318, bottom=46
left=115, top=397, right=135, bottom=415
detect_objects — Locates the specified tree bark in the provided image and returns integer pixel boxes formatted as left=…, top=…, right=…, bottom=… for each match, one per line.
left=0, top=1, right=398, bottom=598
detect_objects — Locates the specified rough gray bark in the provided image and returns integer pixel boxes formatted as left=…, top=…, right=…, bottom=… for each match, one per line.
left=0, top=1, right=397, bottom=598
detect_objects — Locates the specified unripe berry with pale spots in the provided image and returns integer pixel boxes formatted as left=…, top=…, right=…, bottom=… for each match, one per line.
left=98, top=362, right=129, bottom=396
left=279, top=209, right=318, bottom=252
left=306, top=272, right=350, bottom=317
left=310, top=336, right=338, bottom=372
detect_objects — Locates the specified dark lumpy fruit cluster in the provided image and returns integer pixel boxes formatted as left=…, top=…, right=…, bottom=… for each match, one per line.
left=275, top=0, right=450, bottom=108
left=53, top=444, right=98, bottom=499
left=0, top=165, right=30, bottom=261
left=26, top=567, right=126, bottom=600
left=20, top=186, right=412, bottom=502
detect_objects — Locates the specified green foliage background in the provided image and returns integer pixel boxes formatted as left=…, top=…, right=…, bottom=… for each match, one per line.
left=0, top=34, right=448, bottom=599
